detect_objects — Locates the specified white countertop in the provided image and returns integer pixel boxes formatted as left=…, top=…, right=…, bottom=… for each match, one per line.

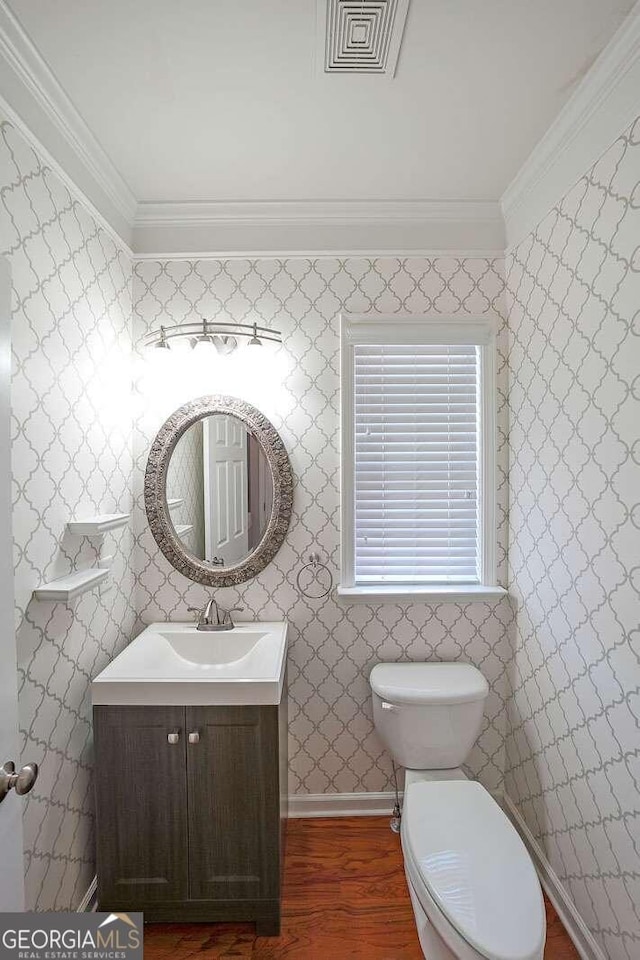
left=92, top=620, right=288, bottom=706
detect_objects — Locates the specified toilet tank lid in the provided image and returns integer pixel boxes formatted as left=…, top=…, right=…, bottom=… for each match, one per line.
left=369, top=662, right=489, bottom=705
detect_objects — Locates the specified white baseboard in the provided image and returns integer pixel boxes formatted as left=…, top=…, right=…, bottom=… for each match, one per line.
left=288, top=791, right=399, bottom=818
left=76, top=875, right=97, bottom=912
left=503, top=794, right=607, bottom=960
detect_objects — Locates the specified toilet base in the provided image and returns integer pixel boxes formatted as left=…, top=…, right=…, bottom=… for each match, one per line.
left=405, top=869, right=458, bottom=960
left=402, top=768, right=480, bottom=960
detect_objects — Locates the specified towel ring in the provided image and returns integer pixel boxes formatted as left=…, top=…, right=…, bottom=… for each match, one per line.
left=296, top=552, right=333, bottom=600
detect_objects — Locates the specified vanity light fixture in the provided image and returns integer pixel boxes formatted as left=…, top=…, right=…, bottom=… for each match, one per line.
left=143, top=319, right=282, bottom=355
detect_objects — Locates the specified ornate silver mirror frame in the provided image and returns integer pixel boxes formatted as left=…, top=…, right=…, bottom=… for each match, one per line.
left=144, top=395, right=293, bottom=586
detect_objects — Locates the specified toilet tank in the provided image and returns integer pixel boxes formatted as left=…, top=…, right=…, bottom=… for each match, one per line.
left=369, top=662, right=489, bottom=769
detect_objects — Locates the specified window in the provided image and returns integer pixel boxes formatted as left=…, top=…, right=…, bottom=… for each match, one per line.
left=339, top=315, right=502, bottom=601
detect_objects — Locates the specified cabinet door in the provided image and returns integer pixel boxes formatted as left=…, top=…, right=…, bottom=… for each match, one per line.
left=94, top=705, right=188, bottom=905
left=186, top=705, right=279, bottom=901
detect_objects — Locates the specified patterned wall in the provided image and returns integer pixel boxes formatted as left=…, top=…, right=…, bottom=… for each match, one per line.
left=504, top=115, right=640, bottom=960
left=166, top=419, right=205, bottom=557
left=0, top=117, right=136, bottom=910
left=3, top=73, right=638, bottom=956
left=132, top=255, right=512, bottom=796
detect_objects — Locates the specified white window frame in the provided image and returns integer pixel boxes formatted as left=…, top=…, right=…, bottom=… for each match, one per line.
left=339, top=313, right=506, bottom=602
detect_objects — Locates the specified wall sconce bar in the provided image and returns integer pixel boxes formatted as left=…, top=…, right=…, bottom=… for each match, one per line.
left=142, top=320, right=283, bottom=354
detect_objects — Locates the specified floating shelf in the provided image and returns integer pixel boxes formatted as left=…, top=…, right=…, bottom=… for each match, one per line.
left=174, top=524, right=193, bottom=536
left=167, top=499, right=184, bottom=510
left=33, top=568, right=109, bottom=602
left=67, top=513, right=130, bottom=536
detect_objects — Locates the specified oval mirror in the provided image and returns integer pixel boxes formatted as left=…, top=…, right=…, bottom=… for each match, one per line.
left=145, top=396, right=293, bottom=586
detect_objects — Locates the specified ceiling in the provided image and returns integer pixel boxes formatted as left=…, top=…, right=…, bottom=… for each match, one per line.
left=5, top=0, right=635, bottom=206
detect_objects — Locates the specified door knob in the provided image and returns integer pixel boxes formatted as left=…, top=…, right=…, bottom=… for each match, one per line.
left=188, top=731, right=200, bottom=744
left=0, top=761, right=39, bottom=803
left=167, top=732, right=180, bottom=744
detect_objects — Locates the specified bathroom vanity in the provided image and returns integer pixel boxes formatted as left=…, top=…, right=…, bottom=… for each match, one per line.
left=91, top=396, right=294, bottom=933
left=92, top=621, right=288, bottom=935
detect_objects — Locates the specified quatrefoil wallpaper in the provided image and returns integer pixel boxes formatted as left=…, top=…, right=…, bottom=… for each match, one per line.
left=504, top=116, right=640, bottom=960
left=0, top=118, right=136, bottom=909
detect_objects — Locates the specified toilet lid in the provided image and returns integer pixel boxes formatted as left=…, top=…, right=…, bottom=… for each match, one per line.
left=403, top=780, right=545, bottom=960
left=370, top=661, right=489, bottom=705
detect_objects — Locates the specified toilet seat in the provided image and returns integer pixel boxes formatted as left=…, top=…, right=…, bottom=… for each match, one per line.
left=402, top=780, right=545, bottom=960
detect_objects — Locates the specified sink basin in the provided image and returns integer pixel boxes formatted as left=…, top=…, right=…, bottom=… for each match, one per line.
left=159, top=629, right=268, bottom=665
left=91, top=621, right=288, bottom=706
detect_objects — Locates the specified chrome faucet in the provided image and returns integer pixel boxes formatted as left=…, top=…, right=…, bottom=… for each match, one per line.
left=188, top=597, right=243, bottom=632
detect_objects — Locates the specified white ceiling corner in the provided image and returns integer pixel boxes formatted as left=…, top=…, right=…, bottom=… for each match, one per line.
left=501, top=1, right=640, bottom=248
left=0, top=0, right=136, bottom=246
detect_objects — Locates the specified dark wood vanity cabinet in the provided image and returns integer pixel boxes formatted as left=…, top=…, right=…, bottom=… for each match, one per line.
left=93, top=697, right=287, bottom=934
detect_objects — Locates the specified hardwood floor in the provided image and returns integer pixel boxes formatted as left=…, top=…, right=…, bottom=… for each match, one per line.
left=143, top=817, right=580, bottom=959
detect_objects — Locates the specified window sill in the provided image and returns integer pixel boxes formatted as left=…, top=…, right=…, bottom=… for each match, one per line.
left=336, top=585, right=508, bottom=603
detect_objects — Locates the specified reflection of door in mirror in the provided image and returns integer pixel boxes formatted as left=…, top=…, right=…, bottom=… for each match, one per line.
left=248, top=434, right=273, bottom=552
left=165, top=414, right=273, bottom=568
left=203, top=415, right=249, bottom=565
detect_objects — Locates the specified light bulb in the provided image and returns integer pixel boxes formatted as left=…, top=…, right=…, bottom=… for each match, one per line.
left=213, top=335, right=238, bottom=356
left=192, top=334, right=215, bottom=354
left=147, top=341, right=173, bottom=376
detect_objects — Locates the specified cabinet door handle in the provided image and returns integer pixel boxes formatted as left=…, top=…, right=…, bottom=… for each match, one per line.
left=167, top=731, right=180, bottom=744
left=188, top=731, right=200, bottom=744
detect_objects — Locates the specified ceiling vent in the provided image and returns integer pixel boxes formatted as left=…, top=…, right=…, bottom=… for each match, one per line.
left=318, top=0, right=410, bottom=77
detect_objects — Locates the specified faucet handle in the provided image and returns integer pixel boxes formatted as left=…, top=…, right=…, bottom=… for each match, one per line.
left=187, top=605, right=202, bottom=619
left=222, top=606, right=243, bottom=625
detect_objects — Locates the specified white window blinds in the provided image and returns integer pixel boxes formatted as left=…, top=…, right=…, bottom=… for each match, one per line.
left=353, top=343, right=480, bottom=584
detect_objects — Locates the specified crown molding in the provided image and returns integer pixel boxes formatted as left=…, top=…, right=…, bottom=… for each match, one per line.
left=501, top=2, right=640, bottom=250
left=134, top=199, right=503, bottom=224
left=132, top=249, right=506, bottom=262
left=0, top=0, right=136, bottom=245
left=132, top=199, right=506, bottom=256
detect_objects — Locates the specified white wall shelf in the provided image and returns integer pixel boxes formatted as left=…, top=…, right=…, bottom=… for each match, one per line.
left=33, top=568, right=109, bottom=602
left=174, top=524, right=193, bottom=536
left=67, top=513, right=130, bottom=536
left=167, top=498, right=184, bottom=510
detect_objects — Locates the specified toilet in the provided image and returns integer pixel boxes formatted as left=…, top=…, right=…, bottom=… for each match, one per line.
left=370, top=662, right=546, bottom=960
